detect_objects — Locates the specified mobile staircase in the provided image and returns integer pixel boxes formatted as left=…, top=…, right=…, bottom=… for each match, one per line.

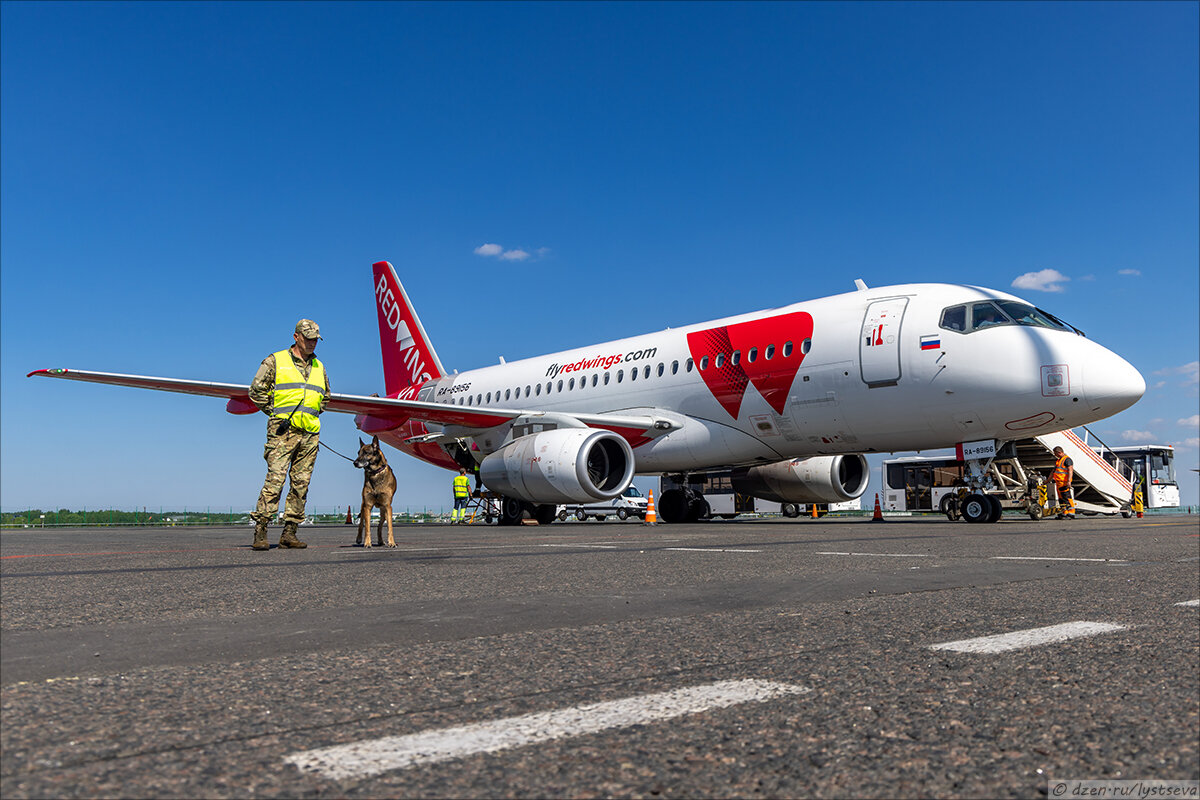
left=992, top=427, right=1135, bottom=517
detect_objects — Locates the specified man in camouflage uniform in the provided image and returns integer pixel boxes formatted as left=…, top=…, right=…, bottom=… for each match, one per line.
left=248, top=319, right=330, bottom=550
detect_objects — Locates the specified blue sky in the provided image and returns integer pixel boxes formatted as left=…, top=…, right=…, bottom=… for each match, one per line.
left=2, top=1, right=1197, bottom=513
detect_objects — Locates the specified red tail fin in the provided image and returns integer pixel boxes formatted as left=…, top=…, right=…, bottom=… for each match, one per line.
left=372, top=261, right=445, bottom=399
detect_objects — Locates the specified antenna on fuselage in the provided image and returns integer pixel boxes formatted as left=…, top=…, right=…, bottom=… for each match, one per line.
left=854, top=279, right=868, bottom=291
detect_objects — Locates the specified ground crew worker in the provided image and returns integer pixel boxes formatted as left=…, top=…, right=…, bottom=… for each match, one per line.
left=450, top=467, right=471, bottom=524
left=1050, top=445, right=1076, bottom=519
left=248, top=319, right=330, bottom=550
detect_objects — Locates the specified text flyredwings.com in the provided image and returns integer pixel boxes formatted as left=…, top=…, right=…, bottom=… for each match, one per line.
left=545, top=348, right=658, bottom=379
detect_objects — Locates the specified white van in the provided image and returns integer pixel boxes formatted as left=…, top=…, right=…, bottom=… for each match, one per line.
left=557, top=486, right=649, bottom=521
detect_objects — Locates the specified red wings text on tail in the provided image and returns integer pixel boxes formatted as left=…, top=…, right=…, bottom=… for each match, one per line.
left=373, top=261, right=445, bottom=399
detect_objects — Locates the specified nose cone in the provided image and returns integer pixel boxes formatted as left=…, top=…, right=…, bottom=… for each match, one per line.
left=1085, top=349, right=1145, bottom=417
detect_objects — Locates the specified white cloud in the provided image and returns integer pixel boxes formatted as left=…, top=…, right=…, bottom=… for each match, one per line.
left=1118, top=268, right=1142, bottom=276
left=475, top=243, right=542, bottom=261
left=1179, top=415, right=1200, bottom=428
left=1154, top=361, right=1200, bottom=387
left=1182, top=438, right=1200, bottom=449
left=500, top=249, right=530, bottom=261
left=474, top=243, right=503, bottom=257
left=1121, top=430, right=1157, bottom=443
left=1078, top=274, right=1096, bottom=282
left=1152, top=381, right=1167, bottom=390
left=1012, top=269, right=1070, bottom=293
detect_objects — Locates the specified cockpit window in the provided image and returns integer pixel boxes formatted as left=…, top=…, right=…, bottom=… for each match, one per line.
left=971, top=302, right=1011, bottom=329
left=940, top=299, right=1084, bottom=335
left=940, top=305, right=966, bottom=332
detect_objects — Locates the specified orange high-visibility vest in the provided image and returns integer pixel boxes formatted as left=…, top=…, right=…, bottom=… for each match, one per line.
left=1051, top=453, right=1072, bottom=486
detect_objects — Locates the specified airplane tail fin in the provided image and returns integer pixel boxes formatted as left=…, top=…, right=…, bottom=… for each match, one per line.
left=372, top=261, right=446, bottom=398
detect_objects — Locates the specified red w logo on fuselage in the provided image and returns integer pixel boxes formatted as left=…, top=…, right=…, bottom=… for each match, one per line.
left=686, top=311, right=814, bottom=419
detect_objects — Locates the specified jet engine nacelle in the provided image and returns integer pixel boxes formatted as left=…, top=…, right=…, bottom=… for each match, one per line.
left=479, top=428, right=635, bottom=505
left=730, top=455, right=869, bottom=504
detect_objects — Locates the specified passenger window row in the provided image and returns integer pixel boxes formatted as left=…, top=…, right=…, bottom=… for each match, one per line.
left=448, top=334, right=815, bottom=406
left=446, top=357, right=685, bottom=406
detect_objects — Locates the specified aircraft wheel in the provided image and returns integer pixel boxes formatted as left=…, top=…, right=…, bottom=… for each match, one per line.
left=658, top=489, right=690, bottom=524
left=533, top=504, right=558, bottom=526
left=986, top=495, right=1004, bottom=523
left=576, top=509, right=588, bottom=521
left=498, top=497, right=524, bottom=526
left=686, top=496, right=710, bottom=522
left=940, top=494, right=960, bottom=521
left=617, top=508, right=629, bottom=520
left=961, top=493, right=991, bottom=524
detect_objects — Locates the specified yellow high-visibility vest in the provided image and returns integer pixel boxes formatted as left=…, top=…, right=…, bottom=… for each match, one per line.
left=453, top=474, right=472, bottom=498
left=271, top=349, right=325, bottom=433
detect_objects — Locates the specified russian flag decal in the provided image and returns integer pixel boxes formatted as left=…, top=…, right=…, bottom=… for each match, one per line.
left=920, top=335, right=941, bottom=351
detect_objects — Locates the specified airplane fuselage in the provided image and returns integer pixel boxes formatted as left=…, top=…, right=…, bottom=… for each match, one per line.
left=379, top=282, right=1144, bottom=476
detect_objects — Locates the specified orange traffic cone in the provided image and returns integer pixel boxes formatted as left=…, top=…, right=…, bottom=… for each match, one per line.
left=644, top=490, right=657, bottom=525
left=811, top=503, right=819, bottom=519
left=872, top=493, right=885, bottom=522
left=345, top=505, right=353, bottom=524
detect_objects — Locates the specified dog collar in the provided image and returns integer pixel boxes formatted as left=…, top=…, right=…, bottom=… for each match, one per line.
left=369, top=465, right=390, bottom=477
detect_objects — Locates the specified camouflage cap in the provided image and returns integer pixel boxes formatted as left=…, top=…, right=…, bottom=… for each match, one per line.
left=295, top=319, right=322, bottom=340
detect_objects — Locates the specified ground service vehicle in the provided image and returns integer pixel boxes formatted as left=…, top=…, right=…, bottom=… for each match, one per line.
left=557, top=486, right=648, bottom=521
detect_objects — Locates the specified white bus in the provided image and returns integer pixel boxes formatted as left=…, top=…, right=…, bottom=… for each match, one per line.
left=1102, top=446, right=1179, bottom=509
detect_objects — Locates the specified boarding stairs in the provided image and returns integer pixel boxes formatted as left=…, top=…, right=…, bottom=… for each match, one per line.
left=1008, top=427, right=1135, bottom=515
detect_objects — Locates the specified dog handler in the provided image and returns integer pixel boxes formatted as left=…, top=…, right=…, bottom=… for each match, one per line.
left=248, top=319, right=330, bottom=550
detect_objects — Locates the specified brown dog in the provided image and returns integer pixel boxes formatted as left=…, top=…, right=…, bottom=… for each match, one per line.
left=353, top=436, right=397, bottom=548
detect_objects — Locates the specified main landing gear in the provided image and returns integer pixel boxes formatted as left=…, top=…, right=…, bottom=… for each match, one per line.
left=658, top=486, right=710, bottom=524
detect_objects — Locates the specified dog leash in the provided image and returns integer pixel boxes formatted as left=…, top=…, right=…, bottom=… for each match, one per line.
left=319, top=440, right=357, bottom=462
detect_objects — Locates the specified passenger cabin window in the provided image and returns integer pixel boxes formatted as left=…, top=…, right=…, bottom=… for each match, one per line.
left=715, top=353, right=724, bottom=368
left=557, top=380, right=563, bottom=392
left=525, top=385, right=531, bottom=397
left=658, top=363, right=665, bottom=377
left=686, top=358, right=694, bottom=372
left=643, top=365, right=650, bottom=379
left=603, top=372, right=610, bottom=385
left=630, top=368, right=637, bottom=382
left=783, top=341, right=793, bottom=357
left=545, top=381, right=552, bottom=394
left=568, top=378, right=575, bottom=390
left=801, top=338, right=811, bottom=354
left=535, top=383, right=541, bottom=396
left=731, top=350, right=740, bottom=366
left=671, top=360, right=679, bottom=374
left=748, top=347, right=757, bottom=363
left=699, top=356, right=709, bottom=370
left=617, top=369, right=624, bottom=382
left=765, top=344, right=775, bottom=360
left=505, top=389, right=511, bottom=401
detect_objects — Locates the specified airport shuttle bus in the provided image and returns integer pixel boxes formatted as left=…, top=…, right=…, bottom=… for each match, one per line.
left=883, top=455, right=1020, bottom=515
left=1103, top=446, right=1179, bottom=509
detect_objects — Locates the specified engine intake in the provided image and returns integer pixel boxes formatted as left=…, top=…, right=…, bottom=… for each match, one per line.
left=730, top=455, right=869, bottom=504
left=479, top=428, right=635, bottom=505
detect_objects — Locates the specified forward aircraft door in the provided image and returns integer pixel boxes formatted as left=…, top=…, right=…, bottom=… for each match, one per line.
left=859, top=298, right=908, bottom=387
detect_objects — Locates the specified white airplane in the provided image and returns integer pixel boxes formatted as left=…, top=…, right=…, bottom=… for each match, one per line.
left=29, top=261, right=1145, bottom=525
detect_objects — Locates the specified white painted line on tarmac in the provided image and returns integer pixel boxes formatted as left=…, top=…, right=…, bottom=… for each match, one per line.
left=665, top=547, right=762, bottom=553
left=817, top=551, right=932, bottom=558
left=284, top=678, right=810, bottom=781
left=540, top=544, right=619, bottom=549
left=1175, top=599, right=1199, bottom=607
left=991, top=556, right=1128, bottom=563
left=930, top=621, right=1127, bottom=654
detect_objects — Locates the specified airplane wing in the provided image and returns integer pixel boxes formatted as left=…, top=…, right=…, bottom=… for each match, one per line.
left=26, top=368, right=672, bottom=437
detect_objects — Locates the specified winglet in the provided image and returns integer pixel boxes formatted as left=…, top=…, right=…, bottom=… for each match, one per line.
left=372, top=261, right=446, bottom=399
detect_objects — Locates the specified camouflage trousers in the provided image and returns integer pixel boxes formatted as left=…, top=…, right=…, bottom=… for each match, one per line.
left=251, top=422, right=319, bottom=525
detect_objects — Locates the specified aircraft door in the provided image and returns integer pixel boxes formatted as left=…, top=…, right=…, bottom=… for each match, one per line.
left=859, top=298, right=908, bottom=387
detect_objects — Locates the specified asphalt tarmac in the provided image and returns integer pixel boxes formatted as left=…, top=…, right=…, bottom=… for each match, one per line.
left=2, top=514, right=1197, bottom=798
